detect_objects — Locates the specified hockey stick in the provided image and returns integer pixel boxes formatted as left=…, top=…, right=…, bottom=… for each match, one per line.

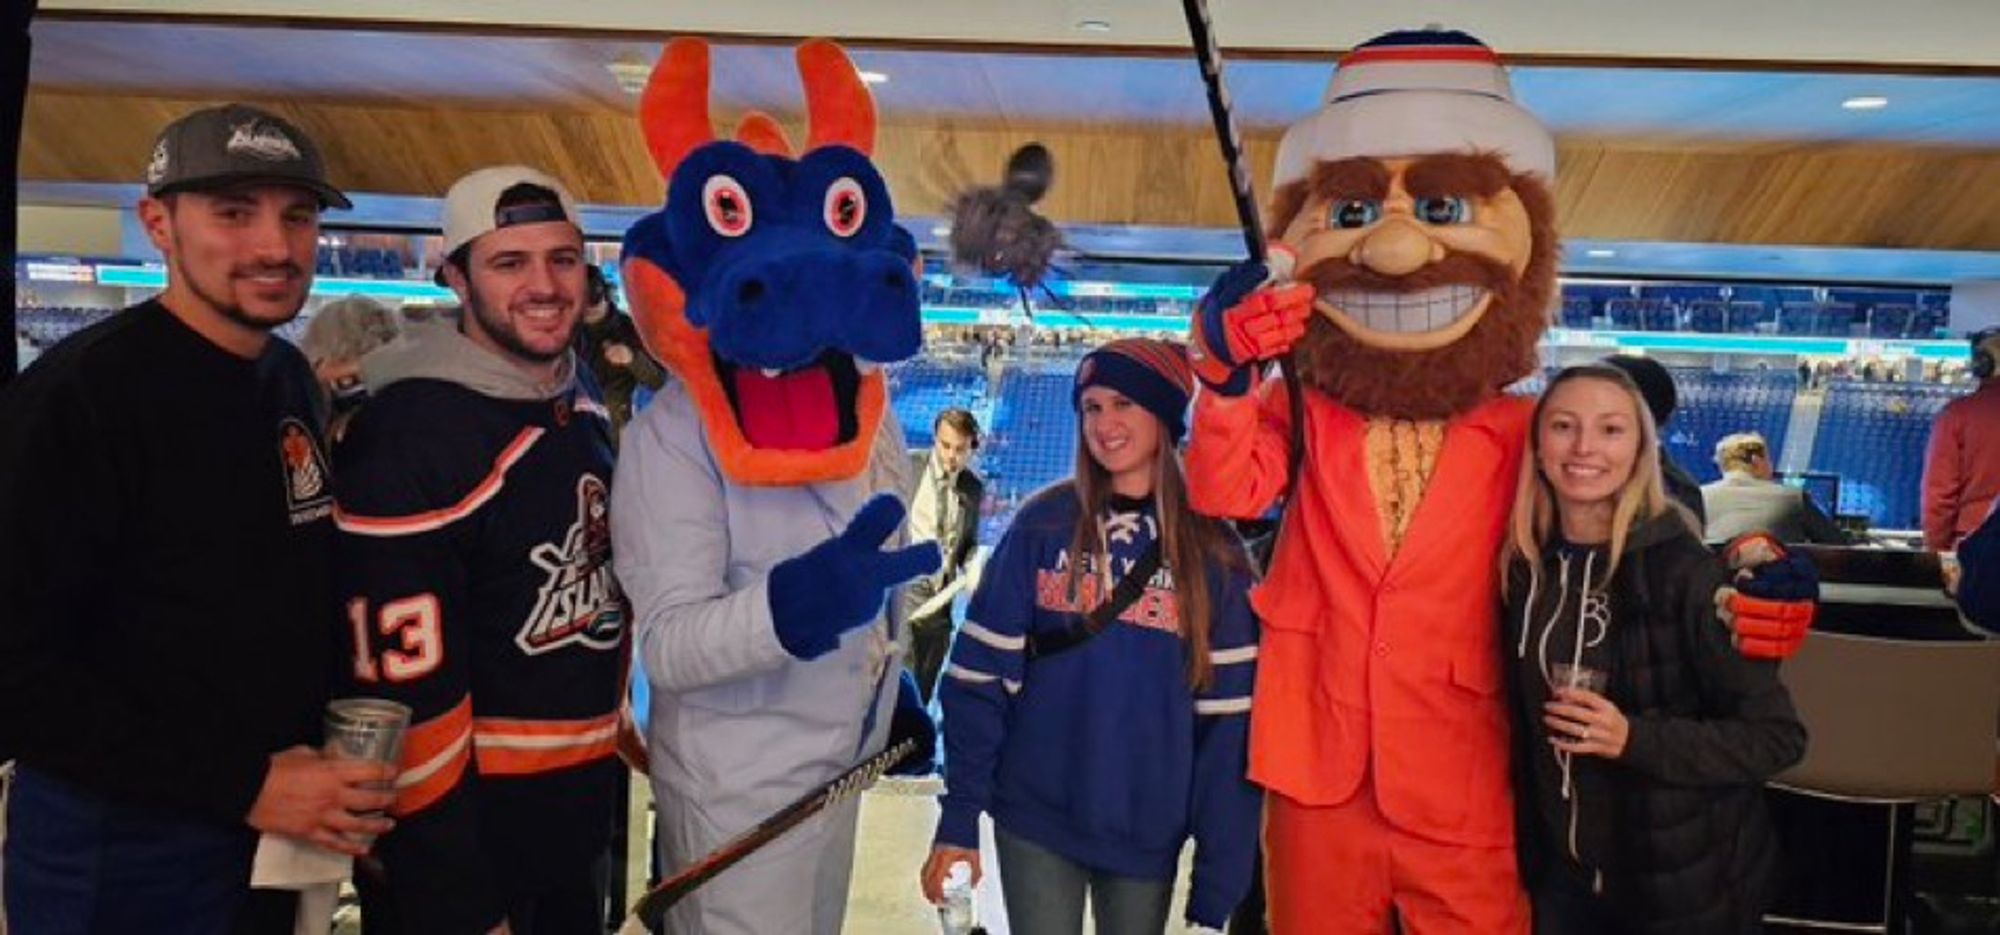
left=630, top=738, right=919, bottom=928
left=1178, top=0, right=1309, bottom=499
left=1180, top=0, right=1264, bottom=266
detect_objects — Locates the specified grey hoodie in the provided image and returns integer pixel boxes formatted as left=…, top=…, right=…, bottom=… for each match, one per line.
left=360, top=317, right=576, bottom=402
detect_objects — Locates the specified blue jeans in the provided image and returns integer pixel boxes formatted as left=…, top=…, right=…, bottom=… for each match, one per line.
left=4, top=767, right=258, bottom=935
left=994, top=825, right=1174, bottom=935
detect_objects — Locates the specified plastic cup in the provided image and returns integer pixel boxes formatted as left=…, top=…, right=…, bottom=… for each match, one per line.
left=324, top=698, right=410, bottom=839
left=1550, top=662, right=1608, bottom=695
left=324, top=698, right=411, bottom=769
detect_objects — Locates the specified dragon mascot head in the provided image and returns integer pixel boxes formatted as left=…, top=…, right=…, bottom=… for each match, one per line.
left=1268, top=28, right=1559, bottom=420
left=621, top=39, right=922, bottom=486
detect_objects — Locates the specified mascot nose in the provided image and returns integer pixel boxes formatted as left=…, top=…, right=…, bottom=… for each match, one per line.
left=838, top=252, right=922, bottom=360
left=1352, top=219, right=1443, bottom=277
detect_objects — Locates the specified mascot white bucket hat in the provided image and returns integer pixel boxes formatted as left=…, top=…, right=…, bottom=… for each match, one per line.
left=1273, top=29, right=1556, bottom=187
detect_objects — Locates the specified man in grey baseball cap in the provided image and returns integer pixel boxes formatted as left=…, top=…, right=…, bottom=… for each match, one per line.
left=145, top=102, right=351, bottom=209
left=0, top=103, right=391, bottom=934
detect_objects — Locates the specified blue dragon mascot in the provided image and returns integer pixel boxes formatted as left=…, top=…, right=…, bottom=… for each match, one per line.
left=609, top=38, right=940, bottom=934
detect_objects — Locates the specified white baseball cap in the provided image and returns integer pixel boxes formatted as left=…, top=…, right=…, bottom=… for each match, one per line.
left=438, top=165, right=582, bottom=263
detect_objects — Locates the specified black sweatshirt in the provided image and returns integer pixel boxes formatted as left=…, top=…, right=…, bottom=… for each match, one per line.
left=1503, top=510, right=1806, bottom=934
left=0, top=300, right=335, bottom=826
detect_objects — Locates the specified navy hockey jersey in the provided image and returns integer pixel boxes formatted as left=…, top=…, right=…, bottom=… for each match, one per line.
left=333, top=356, right=626, bottom=933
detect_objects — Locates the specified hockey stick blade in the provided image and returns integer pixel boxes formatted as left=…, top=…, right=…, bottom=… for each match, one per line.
left=630, top=738, right=920, bottom=928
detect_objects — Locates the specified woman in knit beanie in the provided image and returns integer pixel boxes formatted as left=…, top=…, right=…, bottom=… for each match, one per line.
left=921, top=338, right=1264, bottom=933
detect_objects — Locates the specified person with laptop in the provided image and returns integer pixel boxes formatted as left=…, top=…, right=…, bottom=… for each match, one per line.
left=1702, top=432, right=1848, bottom=544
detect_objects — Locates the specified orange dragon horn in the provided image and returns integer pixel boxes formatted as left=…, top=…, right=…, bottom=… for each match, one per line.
left=640, top=38, right=718, bottom=178
left=797, top=39, right=876, bottom=157
left=733, top=112, right=796, bottom=158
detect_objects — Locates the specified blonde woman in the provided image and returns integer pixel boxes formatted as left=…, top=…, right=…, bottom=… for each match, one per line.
left=1501, top=365, right=1807, bottom=934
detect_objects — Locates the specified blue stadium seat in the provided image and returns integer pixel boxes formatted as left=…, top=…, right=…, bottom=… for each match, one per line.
left=1815, top=303, right=1857, bottom=337
left=1605, top=298, right=1641, bottom=330
left=1660, top=369, right=1797, bottom=486
left=888, top=357, right=988, bottom=449
left=1910, top=307, right=1947, bottom=339
left=1868, top=304, right=1914, bottom=338
left=1639, top=299, right=1679, bottom=332
left=1809, top=381, right=1966, bottom=530
left=1728, top=301, right=1774, bottom=333
left=1559, top=297, right=1595, bottom=330
left=1778, top=303, right=1819, bottom=335
left=1687, top=300, right=1727, bottom=334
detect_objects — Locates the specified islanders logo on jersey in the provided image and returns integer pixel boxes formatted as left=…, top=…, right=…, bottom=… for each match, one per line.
left=278, top=418, right=333, bottom=526
left=518, top=474, right=626, bottom=655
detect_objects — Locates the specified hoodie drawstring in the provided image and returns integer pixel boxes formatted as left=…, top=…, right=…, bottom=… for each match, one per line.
left=1526, top=548, right=1610, bottom=871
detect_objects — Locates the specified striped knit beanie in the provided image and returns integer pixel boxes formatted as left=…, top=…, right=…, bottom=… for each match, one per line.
left=1273, top=28, right=1555, bottom=187
left=1072, top=338, right=1196, bottom=442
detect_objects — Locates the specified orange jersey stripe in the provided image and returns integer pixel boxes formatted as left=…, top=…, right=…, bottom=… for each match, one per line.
left=391, top=697, right=474, bottom=816
left=334, top=428, right=544, bottom=537
left=472, top=711, right=620, bottom=776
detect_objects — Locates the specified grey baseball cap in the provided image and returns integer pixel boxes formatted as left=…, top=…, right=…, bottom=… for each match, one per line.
left=144, top=104, right=351, bottom=209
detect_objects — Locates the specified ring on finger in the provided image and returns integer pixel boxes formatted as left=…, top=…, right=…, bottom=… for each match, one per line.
left=1580, top=727, right=1592, bottom=742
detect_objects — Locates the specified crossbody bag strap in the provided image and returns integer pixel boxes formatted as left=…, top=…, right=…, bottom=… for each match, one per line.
left=1025, top=540, right=1164, bottom=661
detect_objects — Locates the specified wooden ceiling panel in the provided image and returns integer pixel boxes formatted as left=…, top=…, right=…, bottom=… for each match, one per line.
left=24, top=89, right=2000, bottom=251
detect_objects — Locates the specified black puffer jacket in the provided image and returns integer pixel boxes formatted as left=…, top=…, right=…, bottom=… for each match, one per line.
left=1504, top=510, right=1807, bottom=934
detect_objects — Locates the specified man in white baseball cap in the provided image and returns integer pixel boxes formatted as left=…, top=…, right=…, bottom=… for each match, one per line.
left=333, top=165, right=634, bottom=933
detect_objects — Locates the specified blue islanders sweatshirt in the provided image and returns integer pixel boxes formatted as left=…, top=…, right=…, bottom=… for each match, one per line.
left=934, top=483, right=1261, bottom=928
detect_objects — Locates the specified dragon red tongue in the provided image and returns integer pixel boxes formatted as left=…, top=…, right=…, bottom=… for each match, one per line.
left=733, top=365, right=839, bottom=450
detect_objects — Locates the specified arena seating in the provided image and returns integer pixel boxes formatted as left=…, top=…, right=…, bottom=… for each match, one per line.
left=1810, top=381, right=1965, bottom=529
left=885, top=357, right=987, bottom=449
left=1659, top=369, right=1798, bottom=486
left=21, top=271, right=1961, bottom=537
left=16, top=306, right=112, bottom=346
left=315, top=245, right=409, bottom=279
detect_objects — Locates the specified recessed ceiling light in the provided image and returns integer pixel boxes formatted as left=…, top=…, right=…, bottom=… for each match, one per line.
left=606, top=56, right=653, bottom=95
left=859, top=71, right=889, bottom=85
left=1842, top=96, right=1889, bottom=111
left=1076, top=19, right=1112, bottom=32
left=1586, top=248, right=1617, bottom=258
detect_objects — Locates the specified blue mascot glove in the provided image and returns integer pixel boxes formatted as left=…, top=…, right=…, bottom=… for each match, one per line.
left=1189, top=250, right=1313, bottom=396
left=1715, top=533, right=1818, bottom=661
left=885, top=670, right=937, bottom=777
left=768, top=494, right=942, bottom=661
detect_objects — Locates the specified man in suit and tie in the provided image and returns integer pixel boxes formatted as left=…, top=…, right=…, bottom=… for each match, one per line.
left=902, top=408, right=986, bottom=704
left=1702, top=432, right=1847, bottom=544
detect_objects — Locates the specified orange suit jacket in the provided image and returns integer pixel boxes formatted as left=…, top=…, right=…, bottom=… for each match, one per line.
left=1189, top=379, right=1531, bottom=847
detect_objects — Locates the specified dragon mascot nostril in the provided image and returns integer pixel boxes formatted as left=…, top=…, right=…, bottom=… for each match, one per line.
left=610, top=38, right=940, bottom=934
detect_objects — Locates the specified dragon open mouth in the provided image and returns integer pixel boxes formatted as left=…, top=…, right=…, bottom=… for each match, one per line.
left=714, top=350, right=870, bottom=451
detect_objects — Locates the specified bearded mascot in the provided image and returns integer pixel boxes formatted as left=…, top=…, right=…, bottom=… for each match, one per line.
left=1186, top=29, right=1811, bottom=933
left=610, top=38, right=939, bottom=934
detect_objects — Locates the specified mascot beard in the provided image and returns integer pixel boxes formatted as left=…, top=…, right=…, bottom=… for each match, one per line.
left=1274, top=159, right=1561, bottom=422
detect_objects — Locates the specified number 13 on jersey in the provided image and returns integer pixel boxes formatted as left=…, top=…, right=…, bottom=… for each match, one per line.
left=348, top=594, right=444, bottom=683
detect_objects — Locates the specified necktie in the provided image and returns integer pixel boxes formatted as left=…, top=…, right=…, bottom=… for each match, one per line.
left=934, top=469, right=952, bottom=553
